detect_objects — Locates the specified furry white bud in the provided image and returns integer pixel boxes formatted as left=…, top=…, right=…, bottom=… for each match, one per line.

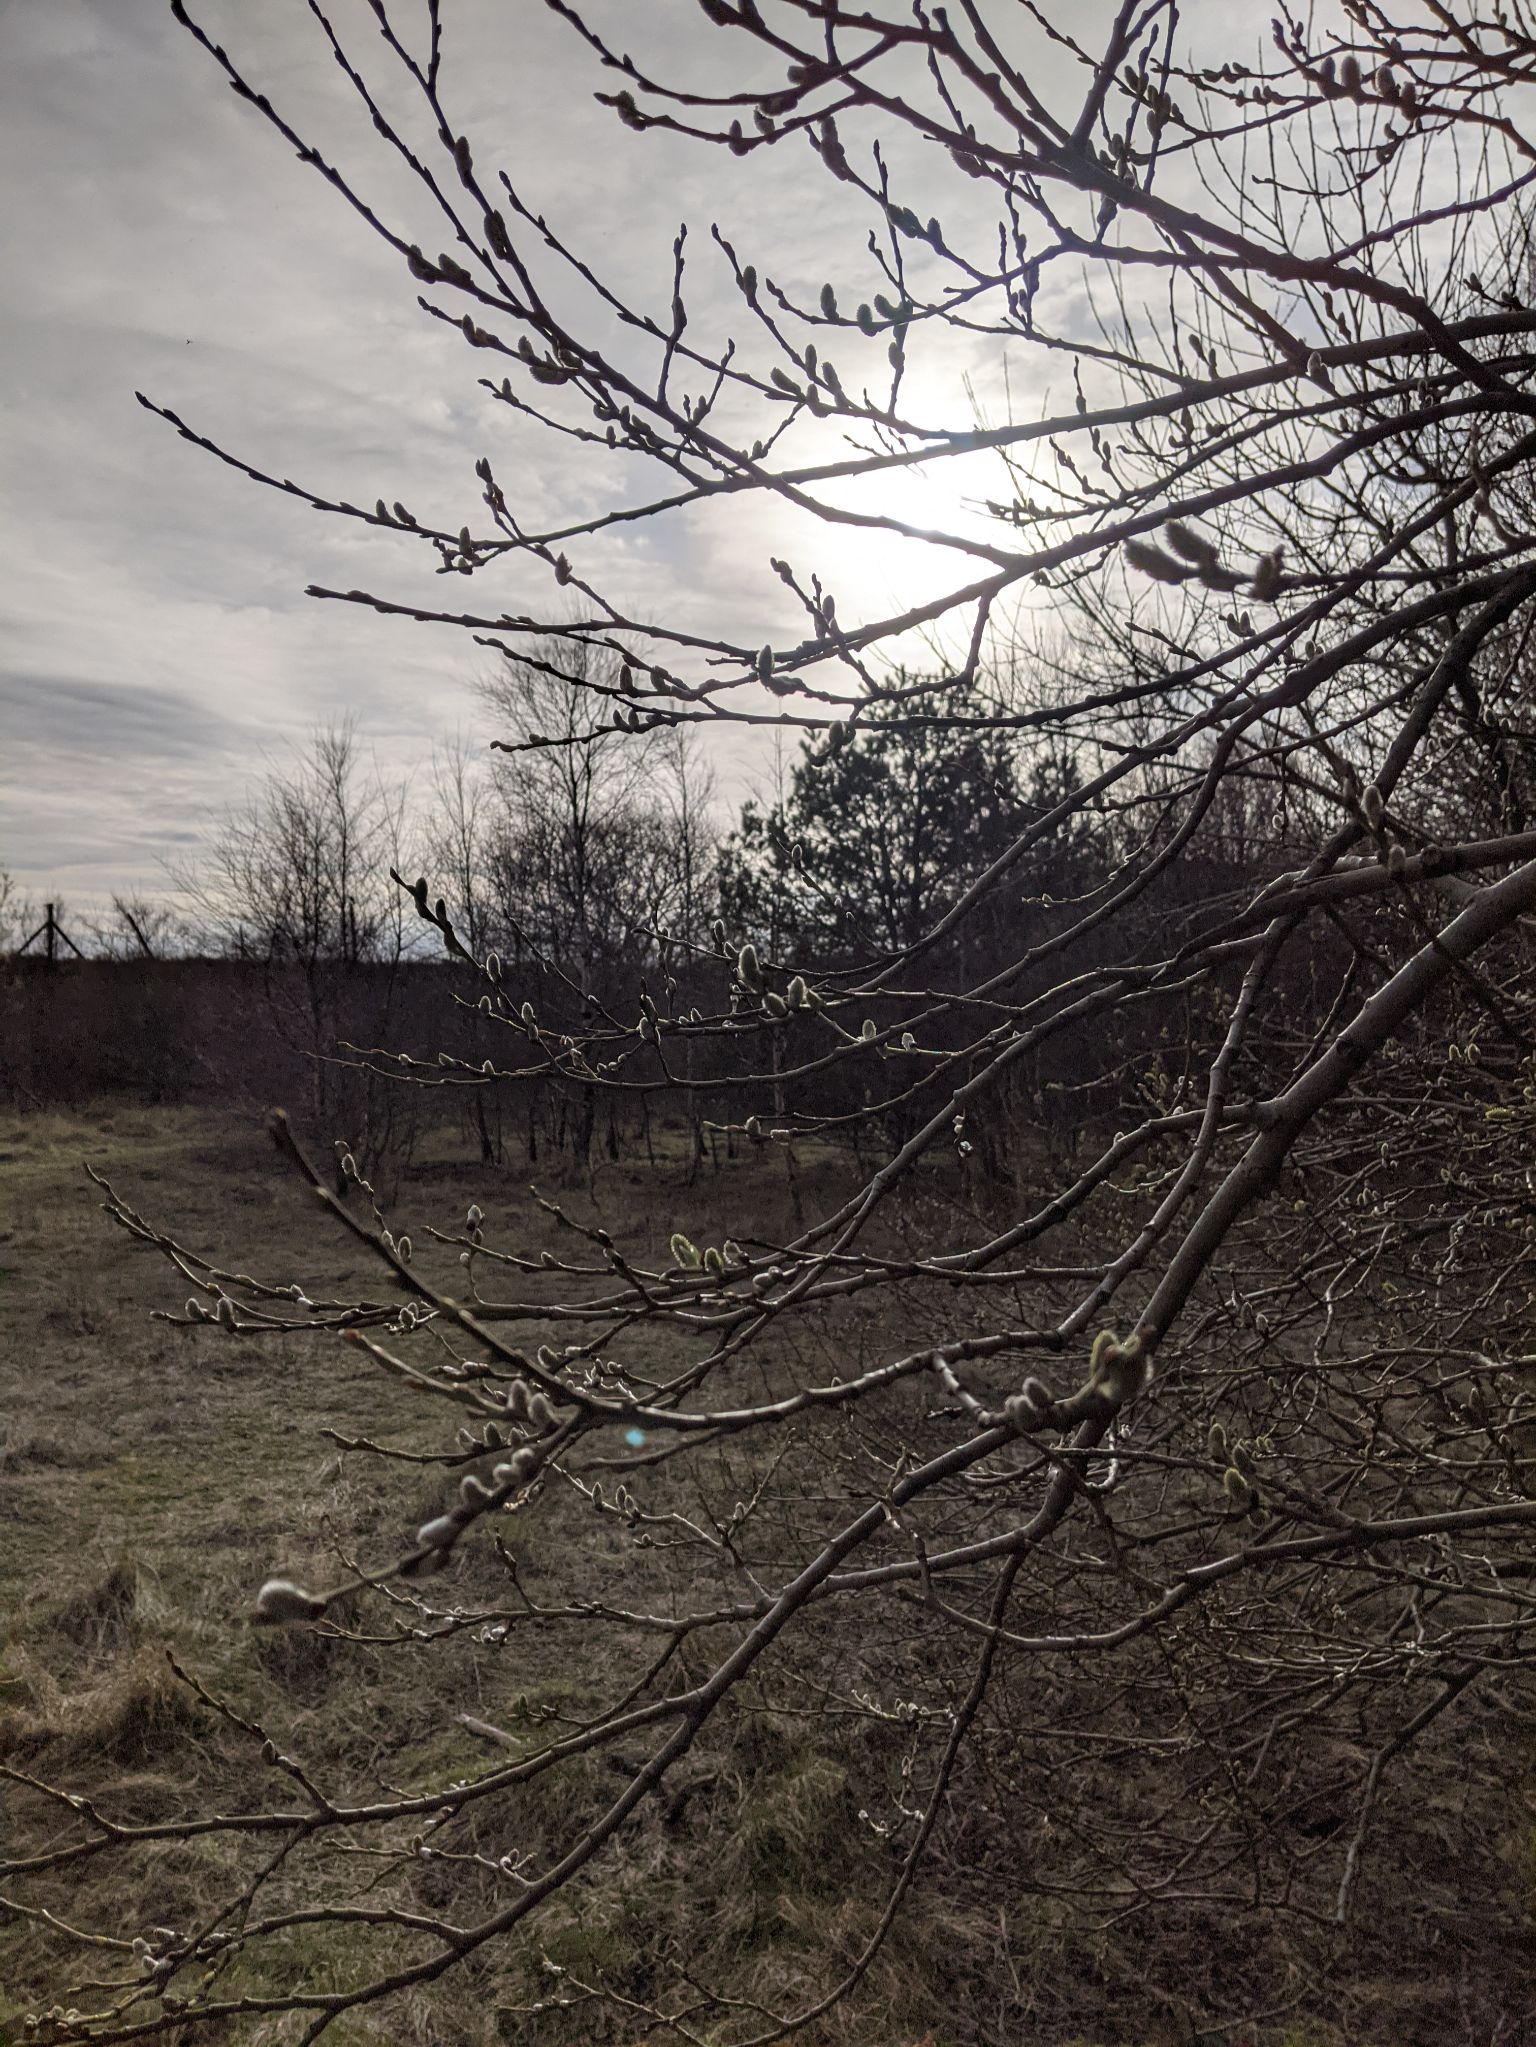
left=254, top=1578, right=327, bottom=1624
left=527, top=1390, right=559, bottom=1428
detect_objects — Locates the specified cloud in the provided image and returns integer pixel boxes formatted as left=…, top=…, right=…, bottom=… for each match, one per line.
left=0, top=671, right=243, bottom=765
left=2, top=0, right=1196, bottom=908
left=0, top=669, right=250, bottom=894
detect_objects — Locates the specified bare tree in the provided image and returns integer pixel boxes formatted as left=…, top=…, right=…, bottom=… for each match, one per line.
left=15, top=6, right=1536, bottom=2042
left=185, top=719, right=414, bottom=969
left=0, top=869, right=36, bottom=958
left=175, top=719, right=421, bottom=1158
left=475, top=640, right=677, bottom=981
left=656, top=722, right=718, bottom=960
left=83, top=892, right=191, bottom=961
left=424, top=735, right=497, bottom=963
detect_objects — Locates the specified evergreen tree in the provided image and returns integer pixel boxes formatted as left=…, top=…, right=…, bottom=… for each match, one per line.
left=719, top=678, right=1086, bottom=962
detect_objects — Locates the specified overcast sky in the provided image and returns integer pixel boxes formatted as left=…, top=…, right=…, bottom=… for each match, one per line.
left=0, top=0, right=1241, bottom=922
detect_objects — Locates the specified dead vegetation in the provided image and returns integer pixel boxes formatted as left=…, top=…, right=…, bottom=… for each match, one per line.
left=1, top=1104, right=1530, bottom=2046
left=0, top=1107, right=927, bottom=2043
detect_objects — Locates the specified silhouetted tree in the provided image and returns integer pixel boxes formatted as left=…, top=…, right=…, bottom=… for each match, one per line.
left=720, top=675, right=1088, bottom=960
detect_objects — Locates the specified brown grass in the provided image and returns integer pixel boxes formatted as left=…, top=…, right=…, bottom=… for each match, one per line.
left=0, top=1104, right=928, bottom=2046
left=1, top=1104, right=1527, bottom=2047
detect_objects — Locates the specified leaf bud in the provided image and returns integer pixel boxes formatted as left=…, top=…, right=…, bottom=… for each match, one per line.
left=254, top=1578, right=328, bottom=1624
left=484, top=209, right=513, bottom=259
left=1125, top=538, right=1189, bottom=584
left=1222, top=1467, right=1257, bottom=1511
left=1005, top=1377, right=1054, bottom=1428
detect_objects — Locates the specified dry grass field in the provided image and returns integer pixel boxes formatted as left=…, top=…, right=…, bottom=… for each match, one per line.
left=1, top=1105, right=1529, bottom=2047
left=0, top=1105, right=974, bottom=2046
